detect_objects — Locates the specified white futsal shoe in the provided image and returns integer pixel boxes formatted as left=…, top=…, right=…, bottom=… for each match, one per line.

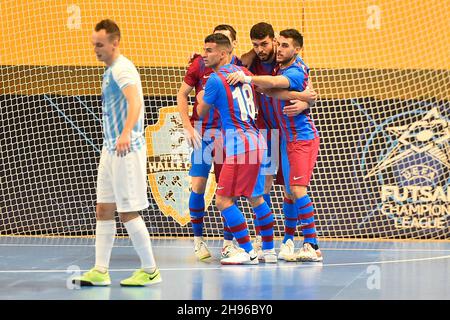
left=262, top=249, right=278, bottom=263
left=221, top=248, right=259, bottom=265
left=221, top=242, right=240, bottom=259
left=296, top=243, right=323, bottom=262
left=278, top=239, right=295, bottom=261
left=253, top=235, right=264, bottom=260
left=194, top=239, right=211, bottom=260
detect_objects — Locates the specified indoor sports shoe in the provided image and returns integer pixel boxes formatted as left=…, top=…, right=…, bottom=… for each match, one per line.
left=194, top=240, right=212, bottom=260
left=262, top=249, right=278, bottom=263
left=278, top=239, right=295, bottom=261
left=120, top=269, right=162, bottom=287
left=296, top=243, right=323, bottom=262
left=72, top=267, right=111, bottom=286
left=221, top=248, right=259, bottom=265
left=253, top=236, right=264, bottom=260
left=221, top=243, right=240, bottom=259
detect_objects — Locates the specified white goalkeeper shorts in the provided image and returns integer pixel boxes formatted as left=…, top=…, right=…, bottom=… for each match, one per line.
left=96, top=146, right=149, bottom=212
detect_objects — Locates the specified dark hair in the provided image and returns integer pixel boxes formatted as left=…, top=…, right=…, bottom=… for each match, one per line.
left=204, top=33, right=232, bottom=50
left=95, top=19, right=121, bottom=41
left=250, top=22, right=275, bottom=40
left=213, top=24, right=237, bottom=41
left=279, top=29, right=303, bottom=48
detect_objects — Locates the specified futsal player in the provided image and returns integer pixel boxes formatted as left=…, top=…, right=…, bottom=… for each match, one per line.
left=245, top=22, right=318, bottom=260
left=177, top=25, right=245, bottom=261
left=73, top=19, right=161, bottom=287
left=227, top=28, right=323, bottom=262
left=197, top=33, right=277, bottom=264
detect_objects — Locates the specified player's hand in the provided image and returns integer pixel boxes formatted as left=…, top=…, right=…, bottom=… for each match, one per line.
left=302, top=86, right=318, bottom=103
left=183, top=126, right=202, bottom=150
left=226, top=71, right=246, bottom=86
left=116, top=132, right=131, bottom=157
left=283, top=100, right=310, bottom=117
left=240, top=49, right=257, bottom=68
left=187, top=52, right=201, bottom=67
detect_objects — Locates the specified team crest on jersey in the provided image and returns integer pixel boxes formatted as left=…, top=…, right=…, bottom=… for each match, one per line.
left=145, top=106, right=216, bottom=226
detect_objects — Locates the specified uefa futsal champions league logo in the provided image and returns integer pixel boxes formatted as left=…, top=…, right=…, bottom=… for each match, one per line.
left=364, top=107, right=450, bottom=229
left=145, top=106, right=216, bottom=226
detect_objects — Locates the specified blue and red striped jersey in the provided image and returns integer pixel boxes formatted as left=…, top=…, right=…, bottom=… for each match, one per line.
left=272, top=56, right=319, bottom=142
left=203, top=64, right=265, bottom=157
left=249, top=57, right=279, bottom=132
left=183, top=54, right=243, bottom=136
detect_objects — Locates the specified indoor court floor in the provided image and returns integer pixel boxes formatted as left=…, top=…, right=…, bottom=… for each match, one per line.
left=0, top=236, right=449, bottom=300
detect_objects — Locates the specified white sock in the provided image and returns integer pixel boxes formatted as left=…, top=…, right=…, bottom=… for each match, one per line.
left=94, top=220, right=116, bottom=273
left=124, top=217, right=156, bottom=273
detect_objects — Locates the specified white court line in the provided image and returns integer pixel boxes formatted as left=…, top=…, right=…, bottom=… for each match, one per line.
left=1, top=243, right=450, bottom=252
left=0, top=254, right=449, bottom=273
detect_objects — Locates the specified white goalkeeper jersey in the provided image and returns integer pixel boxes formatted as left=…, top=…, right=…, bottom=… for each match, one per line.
left=101, top=54, right=145, bottom=152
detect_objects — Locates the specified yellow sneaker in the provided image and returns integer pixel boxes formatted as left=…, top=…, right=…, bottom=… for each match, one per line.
left=72, top=268, right=111, bottom=286
left=120, top=269, right=162, bottom=287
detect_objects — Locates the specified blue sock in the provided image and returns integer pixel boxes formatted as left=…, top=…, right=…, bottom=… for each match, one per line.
left=263, top=193, right=271, bottom=209
left=221, top=204, right=252, bottom=252
left=253, top=201, right=274, bottom=250
left=222, top=217, right=234, bottom=241
left=189, top=191, right=205, bottom=237
left=282, top=197, right=297, bottom=243
left=297, top=194, right=318, bottom=246
left=223, top=199, right=239, bottom=240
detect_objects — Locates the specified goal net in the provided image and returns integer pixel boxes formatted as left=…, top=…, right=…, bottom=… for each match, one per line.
left=0, top=0, right=449, bottom=239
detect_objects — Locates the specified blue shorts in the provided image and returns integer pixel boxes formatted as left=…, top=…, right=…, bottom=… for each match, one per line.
left=260, top=134, right=279, bottom=176
left=251, top=145, right=268, bottom=197
left=258, top=128, right=279, bottom=176
left=189, top=138, right=224, bottom=179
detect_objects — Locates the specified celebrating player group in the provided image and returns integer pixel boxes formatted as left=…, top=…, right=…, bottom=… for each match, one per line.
left=178, top=22, right=323, bottom=265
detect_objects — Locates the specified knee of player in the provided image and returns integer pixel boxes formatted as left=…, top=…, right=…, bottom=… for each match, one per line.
left=118, top=212, right=140, bottom=223
left=190, top=176, right=208, bottom=194
left=248, top=196, right=265, bottom=208
left=215, top=195, right=234, bottom=212
left=96, top=204, right=116, bottom=220
left=291, top=185, right=308, bottom=199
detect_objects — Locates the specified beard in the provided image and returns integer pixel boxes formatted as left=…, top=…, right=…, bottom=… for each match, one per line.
left=259, top=50, right=275, bottom=62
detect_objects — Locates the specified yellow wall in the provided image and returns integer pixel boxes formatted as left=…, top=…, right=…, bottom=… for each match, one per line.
left=304, top=0, right=449, bottom=69
left=1, top=0, right=448, bottom=69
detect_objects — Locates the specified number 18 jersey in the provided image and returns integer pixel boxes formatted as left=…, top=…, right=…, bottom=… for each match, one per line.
left=203, top=64, right=264, bottom=157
